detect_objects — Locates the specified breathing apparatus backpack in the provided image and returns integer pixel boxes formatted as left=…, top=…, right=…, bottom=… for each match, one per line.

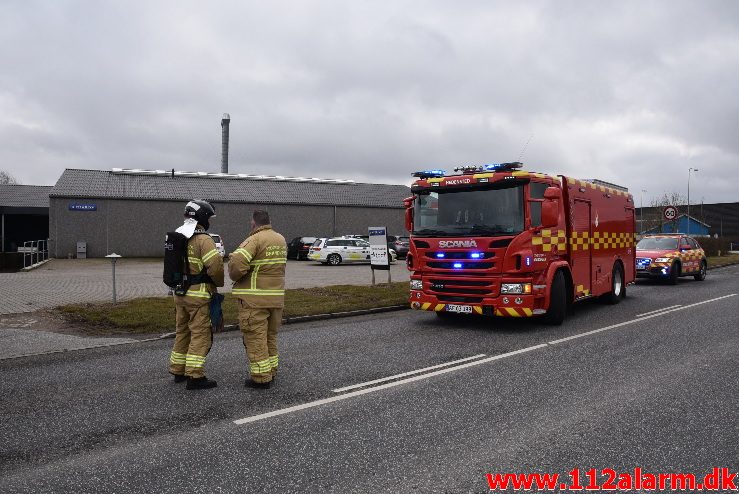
left=163, top=231, right=213, bottom=296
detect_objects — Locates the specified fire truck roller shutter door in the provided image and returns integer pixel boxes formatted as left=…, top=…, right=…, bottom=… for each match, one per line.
left=571, top=200, right=592, bottom=299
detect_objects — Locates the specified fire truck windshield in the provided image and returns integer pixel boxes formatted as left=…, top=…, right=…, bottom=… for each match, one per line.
left=413, top=185, right=524, bottom=237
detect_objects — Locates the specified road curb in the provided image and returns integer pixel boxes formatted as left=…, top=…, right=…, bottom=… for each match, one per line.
left=158, top=304, right=409, bottom=339
left=708, top=260, right=739, bottom=270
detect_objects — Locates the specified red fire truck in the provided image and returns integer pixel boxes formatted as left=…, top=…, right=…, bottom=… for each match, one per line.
left=405, top=162, right=635, bottom=325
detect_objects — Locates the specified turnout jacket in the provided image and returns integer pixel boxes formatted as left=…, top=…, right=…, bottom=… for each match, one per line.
left=180, top=229, right=224, bottom=306
left=229, top=225, right=287, bottom=308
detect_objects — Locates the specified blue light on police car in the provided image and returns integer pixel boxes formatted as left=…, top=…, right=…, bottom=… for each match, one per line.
left=453, top=263, right=463, bottom=268
left=436, top=253, right=445, bottom=258
left=470, top=252, right=481, bottom=259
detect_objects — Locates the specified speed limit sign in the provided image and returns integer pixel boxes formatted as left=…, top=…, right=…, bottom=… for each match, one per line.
left=663, top=205, right=678, bottom=221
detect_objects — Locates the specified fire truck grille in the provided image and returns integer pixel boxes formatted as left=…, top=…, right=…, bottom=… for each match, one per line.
left=427, top=262, right=494, bottom=269
left=426, top=252, right=495, bottom=260
left=436, top=295, right=484, bottom=303
left=433, top=287, right=488, bottom=295
left=430, top=279, right=489, bottom=286
left=429, top=279, right=495, bottom=296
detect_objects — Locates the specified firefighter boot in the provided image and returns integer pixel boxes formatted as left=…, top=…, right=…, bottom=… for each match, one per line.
left=186, top=376, right=218, bottom=390
left=245, top=379, right=271, bottom=389
left=171, top=373, right=187, bottom=383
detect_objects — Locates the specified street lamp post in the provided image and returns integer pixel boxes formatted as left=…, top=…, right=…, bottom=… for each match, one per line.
left=687, top=168, right=698, bottom=235
left=105, top=253, right=122, bottom=304
left=640, top=189, right=647, bottom=234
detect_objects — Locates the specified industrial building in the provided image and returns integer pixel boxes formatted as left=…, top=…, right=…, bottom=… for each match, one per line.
left=636, top=203, right=739, bottom=241
left=49, top=168, right=410, bottom=258
left=0, top=184, right=51, bottom=252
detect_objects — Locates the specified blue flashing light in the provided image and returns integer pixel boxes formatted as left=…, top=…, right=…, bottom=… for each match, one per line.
left=483, top=162, right=523, bottom=172
left=436, top=253, right=445, bottom=258
left=470, top=252, right=481, bottom=259
left=525, top=256, right=532, bottom=267
left=412, top=169, right=447, bottom=179
left=453, top=262, right=463, bottom=269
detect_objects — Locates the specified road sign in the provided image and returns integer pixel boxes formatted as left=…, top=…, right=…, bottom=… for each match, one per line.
left=663, top=206, right=678, bottom=221
left=369, top=227, right=389, bottom=270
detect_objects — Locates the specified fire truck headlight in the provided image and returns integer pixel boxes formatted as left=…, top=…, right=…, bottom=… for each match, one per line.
left=501, top=283, right=532, bottom=294
left=655, top=257, right=671, bottom=263
left=410, top=279, right=423, bottom=290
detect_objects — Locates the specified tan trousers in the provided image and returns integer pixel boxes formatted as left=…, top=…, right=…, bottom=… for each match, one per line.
left=238, top=302, right=282, bottom=383
left=170, top=301, right=213, bottom=379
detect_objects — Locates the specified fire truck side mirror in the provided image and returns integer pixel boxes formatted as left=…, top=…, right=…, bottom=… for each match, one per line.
left=541, top=187, right=561, bottom=228
left=403, top=196, right=415, bottom=232
left=543, top=187, right=561, bottom=201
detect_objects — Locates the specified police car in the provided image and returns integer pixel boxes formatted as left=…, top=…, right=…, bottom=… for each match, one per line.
left=635, top=234, right=707, bottom=284
left=208, top=233, right=226, bottom=257
left=308, top=237, right=397, bottom=266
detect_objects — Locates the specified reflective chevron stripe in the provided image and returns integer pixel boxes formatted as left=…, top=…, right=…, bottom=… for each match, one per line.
left=232, top=288, right=285, bottom=296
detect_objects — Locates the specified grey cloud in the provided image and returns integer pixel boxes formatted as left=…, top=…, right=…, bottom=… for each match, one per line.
left=0, top=0, right=737, bottom=204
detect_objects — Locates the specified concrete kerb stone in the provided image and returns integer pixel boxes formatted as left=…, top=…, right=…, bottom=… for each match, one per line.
left=157, top=261, right=739, bottom=340
left=158, top=304, right=409, bottom=340
left=7, top=261, right=737, bottom=359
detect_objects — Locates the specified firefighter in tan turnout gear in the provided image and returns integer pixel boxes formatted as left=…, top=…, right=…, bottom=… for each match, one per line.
left=229, top=210, right=287, bottom=389
left=169, top=200, right=224, bottom=390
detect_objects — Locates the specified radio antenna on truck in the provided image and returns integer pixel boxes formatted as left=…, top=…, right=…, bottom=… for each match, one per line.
left=518, top=133, right=534, bottom=161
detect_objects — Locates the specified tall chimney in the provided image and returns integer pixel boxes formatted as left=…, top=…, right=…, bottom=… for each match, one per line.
left=221, top=113, right=230, bottom=173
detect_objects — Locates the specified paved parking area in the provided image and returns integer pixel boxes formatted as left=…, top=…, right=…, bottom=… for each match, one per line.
left=0, top=258, right=409, bottom=314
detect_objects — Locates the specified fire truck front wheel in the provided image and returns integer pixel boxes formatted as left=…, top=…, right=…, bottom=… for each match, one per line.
left=544, top=270, right=567, bottom=326
left=604, top=262, right=625, bottom=305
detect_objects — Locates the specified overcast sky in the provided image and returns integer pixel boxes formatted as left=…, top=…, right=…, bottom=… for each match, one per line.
left=1, top=0, right=738, bottom=205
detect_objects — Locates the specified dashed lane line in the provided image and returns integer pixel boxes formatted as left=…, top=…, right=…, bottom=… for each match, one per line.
left=234, top=345, right=546, bottom=425
left=635, top=305, right=682, bottom=317
left=234, top=292, right=737, bottom=426
left=548, top=294, right=735, bottom=345
left=332, top=353, right=487, bottom=393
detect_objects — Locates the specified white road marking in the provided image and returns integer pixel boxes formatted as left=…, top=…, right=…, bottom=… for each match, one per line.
left=332, top=354, right=487, bottom=393
left=234, top=345, right=547, bottom=425
left=234, top=292, right=737, bottom=426
left=549, top=294, right=736, bottom=345
left=636, top=305, right=682, bottom=317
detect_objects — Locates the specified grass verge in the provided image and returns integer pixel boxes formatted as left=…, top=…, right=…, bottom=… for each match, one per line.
left=56, top=282, right=409, bottom=335
left=707, top=253, right=739, bottom=268
left=52, top=255, right=739, bottom=336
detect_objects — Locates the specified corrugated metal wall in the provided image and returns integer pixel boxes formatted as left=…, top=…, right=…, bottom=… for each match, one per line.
left=50, top=198, right=405, bottom=258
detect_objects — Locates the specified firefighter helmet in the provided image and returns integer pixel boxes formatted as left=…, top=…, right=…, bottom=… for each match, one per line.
left=184, top=200, right=216, bottom=230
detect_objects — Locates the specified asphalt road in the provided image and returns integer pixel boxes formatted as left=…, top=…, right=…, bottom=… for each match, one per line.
left=1, top=266, right=738, bottom=493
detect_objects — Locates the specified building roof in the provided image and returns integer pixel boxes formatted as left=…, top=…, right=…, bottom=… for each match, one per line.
left=50, top=169, right=411, bottom=208
left=637, top=203, right=739, bottom=239
left=0, top=184, right=51, bottom=209
left=644, top=214, right=711, bottom=234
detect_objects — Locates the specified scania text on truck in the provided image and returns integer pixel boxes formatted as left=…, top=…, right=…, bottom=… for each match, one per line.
left=404, top=162, right=636, bottom=325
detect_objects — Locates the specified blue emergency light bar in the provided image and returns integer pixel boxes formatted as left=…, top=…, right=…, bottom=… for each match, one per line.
left=483, top=162, right=523, bottom=172
left=412, top=169, right=447, bottom=178
left=453, top=162, right=524, bottom=173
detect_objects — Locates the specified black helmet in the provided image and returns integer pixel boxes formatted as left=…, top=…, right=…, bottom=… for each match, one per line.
left=184, top=200, right=216, bottom=230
